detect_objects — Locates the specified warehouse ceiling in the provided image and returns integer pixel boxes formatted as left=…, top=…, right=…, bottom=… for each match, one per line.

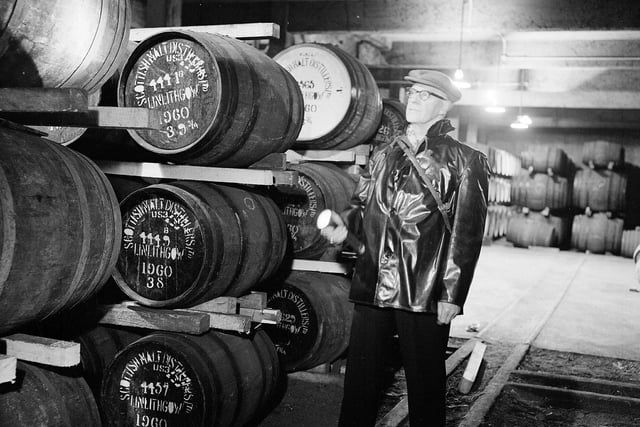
left=178, top=0, right=640, bottom=130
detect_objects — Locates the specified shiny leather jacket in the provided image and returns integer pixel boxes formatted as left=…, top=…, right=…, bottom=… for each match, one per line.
left=346, top=119, right=489, bottom=313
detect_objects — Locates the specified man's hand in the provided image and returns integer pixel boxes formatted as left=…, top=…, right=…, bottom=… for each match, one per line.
left=318, top=210, right=348, bottom=245
left=437, top=302, right=461, bottom=325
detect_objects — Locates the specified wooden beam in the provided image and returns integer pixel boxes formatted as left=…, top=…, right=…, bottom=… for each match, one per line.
left=457, top=89, right=640, bottom=110
left=1, top=334, right=80, bottom=368
left=97, top=161, right=298, bottom=186
left=0, top=355, right=17, bottom=384
left=504, top=382, right=640, bottom=416
left=510, top=370, right=640, bottom=398
left=190, top=297, right=238, bottom=314
left=0, top=88, right=88, bottom=112
left=0, top=107, right=162, bottom=130
left=238, top=292, right=268, bottom=310
left=130, top=22, right=280, bottom=41
left=98, top=304, right=210, bottom=335
left=459, top=341, right=488, bottom=394
left=290, top=259, right=353, bottom=275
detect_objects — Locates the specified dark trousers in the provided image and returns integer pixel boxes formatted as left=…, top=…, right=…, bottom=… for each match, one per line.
left=339, top=303, right=450, bottom=427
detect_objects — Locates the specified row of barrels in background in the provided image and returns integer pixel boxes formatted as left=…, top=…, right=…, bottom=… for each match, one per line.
left=510, top=168, right=627, bottom=213
left=521, top=141, right=625, bottom=177
left=504, top=211, right=640, bottom=257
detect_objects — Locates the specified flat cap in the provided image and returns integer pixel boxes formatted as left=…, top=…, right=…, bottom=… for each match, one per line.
left=404, top=69, right=462, bottom=103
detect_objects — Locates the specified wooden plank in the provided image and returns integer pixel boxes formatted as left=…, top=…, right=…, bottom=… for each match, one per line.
left=189, top=297, right=238, bottom=314
left=510, top=370, right=640, bottom=398
left=238, top=292, right=268, bottom=310
left=504, top=382, right=640, bottom=417
left=238, top=308, right=282, bottom=324
left=459, top=341, right=487, bottom=394
left=129, top=23, right=280, bottom=41
left=1, top=334, right=80, bottom=367
left=97, top=161, right=298, bottom=186
left=0, top=355, right=17, bottom=384
left=286, top=146, right=372, bottom=165
left=203, top=312, right=252, bottom=333
left=290, top=259, right=353, bottom=275
left=189, top=294, right=280, bottom=325
left=249, top=153, right=288, bottom=170
left=0, top=88, right=88, bottom=112
left=0, top=107, right=161, bottom=130
left=98, top=304, right=209, bottom=335
left=444, top=338, right=478, bottom=374
left=376, top=338, right=478, bottom=427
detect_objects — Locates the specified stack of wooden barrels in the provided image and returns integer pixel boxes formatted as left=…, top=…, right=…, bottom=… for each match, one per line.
left=482, top=146, right=520, bottom=240
left=0, top=1, right=393, bottom=424
left=507, top=146, right=573, bottom=248
left=571, top=141, right=626, bottom=254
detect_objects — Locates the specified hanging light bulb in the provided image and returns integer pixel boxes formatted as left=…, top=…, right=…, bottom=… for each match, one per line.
left=510, top=83, right=531, bottom=129
left=485, top=89, right=505, bottom=113
left=486, top=106, right=506, bottom=113
left=517, top=114, right=532, bottom=125
left=453, top=0, right=471, bottom=89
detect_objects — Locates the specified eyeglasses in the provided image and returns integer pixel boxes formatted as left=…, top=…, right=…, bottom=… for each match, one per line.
left=407, top=87, right=446, bottom=102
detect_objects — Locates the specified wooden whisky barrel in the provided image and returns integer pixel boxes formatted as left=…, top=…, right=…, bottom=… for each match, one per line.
left=371, top=98, right=407, bottom=149
left=582, top=140, right=624, bottom=169
left=0, top=0, right=130, bottom=93
left=264, top=271, right=353, bottom=372
left=520, top=146, right=569, bottom=177
left=506, top=212, right=572, bottom=248
left=113, top=182, right=287, bottom=307
left=274, top=43, right=383, bottom=150
left=273, top=162, right=356, bottom=259
left=572, top=168, right=627, bottom=212
left=100, top=329, right=279, bottom=427
left=621, top=228, right=640, bottom=258
left=76, top=326, right=145, bottom=395
left=571, top=214, right=623, bottom=254
left=511, top=173, right=570, bottom=211
left=0, top=362, right=101, bottom=426
left=118, top=30, right=303, bottom=167
left=0, top=124, right=121, bottom=334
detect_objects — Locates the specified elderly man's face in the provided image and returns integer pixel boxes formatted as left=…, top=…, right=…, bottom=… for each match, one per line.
left=405, top=84, right=447, bottom=124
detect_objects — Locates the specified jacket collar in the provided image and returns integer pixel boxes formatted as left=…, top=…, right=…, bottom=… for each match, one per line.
left=427, top=119, right=455, bottom=138
left=412, top=119, right=455, bottom=153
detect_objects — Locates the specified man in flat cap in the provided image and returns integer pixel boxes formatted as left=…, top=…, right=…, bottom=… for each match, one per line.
left=321, top=70, right=489, bottom=426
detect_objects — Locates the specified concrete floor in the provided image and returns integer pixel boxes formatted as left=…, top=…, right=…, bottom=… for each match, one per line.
left=451, top=242, right=640, bottom=361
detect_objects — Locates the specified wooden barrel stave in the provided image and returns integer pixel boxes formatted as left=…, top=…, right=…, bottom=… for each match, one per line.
left=582, top=140, right=624, bottom=169
left=118, top=31, right=302, bottom=167
left=0, top=362, right=101, bottom=426
left=114, top=182, right=286, bottom=307
left=265, top=271, right=353, bottom=372
left=572, top=169, right=627, bottom=212
left=0, top=126, right=121, bottom=334
left=100, top=330, right=277, bottom=427
left=274, top=43, right=383, bottom=150
left=0, top=0, right=130, bottom=93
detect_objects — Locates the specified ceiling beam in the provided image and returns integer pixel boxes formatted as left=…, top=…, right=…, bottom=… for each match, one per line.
left=456, top=89, right=640, bottom=110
